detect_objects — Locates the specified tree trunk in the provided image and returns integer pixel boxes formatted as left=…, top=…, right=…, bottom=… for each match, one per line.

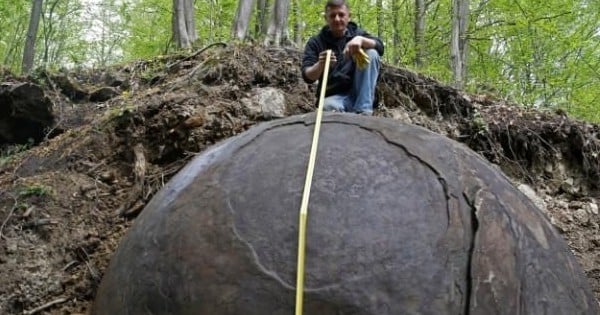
left=451, top=0, right=469, bottom=88
left=376, top=0, right=383, bottom=38
left=391, top=0, right=402, bottom=65
left=264, top=0, right=291, bottom=46
left=255, top=0, right=269, bottom=38
left=292, top=0, right=303, bottom=47
left=231, top=0, right=256, bottom=40
left=41, top=0, right=59, bottom=66
left=22, top=0, right=44, bottom=74
left=173, top=0, right=196, bottom=49
left=458, top=0, right=469, bottom=86
left=414, top=0, right=426, bottom=67
left=184, top=0, right=197, bottom=43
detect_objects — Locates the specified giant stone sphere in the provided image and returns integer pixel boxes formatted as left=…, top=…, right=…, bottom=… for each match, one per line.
left=92, top=113, right=599, bottom=314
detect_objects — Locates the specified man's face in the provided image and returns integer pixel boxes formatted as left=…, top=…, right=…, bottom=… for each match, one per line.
left=325, top=5, right=350, bottom=37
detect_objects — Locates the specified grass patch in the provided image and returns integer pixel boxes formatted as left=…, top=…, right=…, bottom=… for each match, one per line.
left=0, top=143, right=33, bottom=168
left=18, top=184, right=52, bottom=198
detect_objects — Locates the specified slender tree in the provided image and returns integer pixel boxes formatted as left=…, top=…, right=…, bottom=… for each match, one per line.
left=39, top=0, right=84, bottom=67
left=391, top=0, right=403, bottom=65
left=172, top=0, right=197, bottom=48
left=22, top=0, right=43, bottom=74
left=376, top=0, right=383, bottom=38
left=231, top=0, right=255, bottom=40
left=450, top=0, right=469, bottom=88
left=255, top=0, right=269, bottom=38
left=263, top=0, right=291, bottom=46
left=40, top=0, right=58, bottom=65
left=84, top=0, right=127, bottom=67
left=292, top=0, right=303, bottom=47
left=414, top=0, right=426, bottom=67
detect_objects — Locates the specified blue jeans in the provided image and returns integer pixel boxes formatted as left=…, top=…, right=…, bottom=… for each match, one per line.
left=323, top=49, right=381, bottom=115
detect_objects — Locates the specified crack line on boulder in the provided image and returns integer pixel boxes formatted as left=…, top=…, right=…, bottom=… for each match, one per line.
left=225, top=198, right=386, bottom=293
left=226, top=198, right=296, bottom=291
left=223, top=120, right=308, bottom=156
left=354, top=123, right=453, bottom=229
left=463, top=187, right=482, bottom=315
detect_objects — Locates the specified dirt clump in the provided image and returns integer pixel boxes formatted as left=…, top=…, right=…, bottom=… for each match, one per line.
left=0, top=44, right=598, bottom=314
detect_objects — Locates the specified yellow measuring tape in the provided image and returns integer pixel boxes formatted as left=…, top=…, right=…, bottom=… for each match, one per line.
left=295, top=50, right=332, bottom=315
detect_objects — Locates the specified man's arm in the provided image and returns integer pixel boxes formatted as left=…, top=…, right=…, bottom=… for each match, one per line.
left=303, top=57, right=326, bottom=82
left=358, top=36, right=377, bottom=49
left=301, top=37, right=339, bottom=83
left=301, top=39, right=321, bottom=84
left=344, top=35, right=384, bottom=57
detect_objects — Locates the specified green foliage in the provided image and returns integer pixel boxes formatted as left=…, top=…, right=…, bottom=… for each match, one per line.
left=472, top=111, right=489, bottom=135
left=0, top=0, right=30, bottom=72
left=18, top=184, right=52, bottom=198
left=80, top=0, right=126, bottom=67
left=0, top=142, right=33, bottom=168
left=105, top=103, right=137, bottom=121
left=121, top=0, right=173, bottom=60
left=197, top=0, right=237, bottom=44
left=19, top=183, right=52, bottom=198
left=39, top=0, right=87, bottom=67
left=465, top=0, right=599, bottom=121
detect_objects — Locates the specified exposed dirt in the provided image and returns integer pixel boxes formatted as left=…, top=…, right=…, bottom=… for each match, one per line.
left=0, top=44, right=598, bottom=314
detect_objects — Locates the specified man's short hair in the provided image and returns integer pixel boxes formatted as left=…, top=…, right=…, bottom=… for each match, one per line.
left=325, top=0, right=349, bottom=11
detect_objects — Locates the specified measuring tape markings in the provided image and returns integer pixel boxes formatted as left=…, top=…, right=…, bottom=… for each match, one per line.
left=295, top=49, right=333, bottom=315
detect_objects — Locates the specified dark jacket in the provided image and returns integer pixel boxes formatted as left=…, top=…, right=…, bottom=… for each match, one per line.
left=301, top=22, right=384, bottom=98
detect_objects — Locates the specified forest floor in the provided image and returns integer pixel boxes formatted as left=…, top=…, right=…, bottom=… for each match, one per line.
left=0, top=44, right=598, bottom=314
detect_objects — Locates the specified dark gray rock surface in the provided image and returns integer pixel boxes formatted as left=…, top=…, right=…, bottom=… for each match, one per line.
left=0, top=82, right=54, bottom=144
left=89, top=86, right=119, bottom=102
left=92, top=113, right=599, bottom=315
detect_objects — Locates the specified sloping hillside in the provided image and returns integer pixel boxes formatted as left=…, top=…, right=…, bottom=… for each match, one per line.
left=0, top=44, right=598, bottom=314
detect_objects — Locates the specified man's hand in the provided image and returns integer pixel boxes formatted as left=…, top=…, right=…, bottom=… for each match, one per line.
left=343, top=36, right=364, bottom=58
left=344, top=36, right=378, bottom=59
left=304, top=50, right=337, bottom=82
left=318, top=50, right=337, bottom=67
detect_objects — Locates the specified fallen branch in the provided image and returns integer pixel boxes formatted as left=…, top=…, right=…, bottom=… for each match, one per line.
left=22, top=218, right=58, bottom=229
left=0, top=194, right=18, bottom=240
left=62, top=260, right=79, bottom=271
left=21, top=205, right=35, bottom=218
left=119, top=199, right=145, bottom=218
left=76, top=246, right=100, bottom=281
left=23, top=297, right=68, bottom=315
left=166, top=42, right=227, bottom=70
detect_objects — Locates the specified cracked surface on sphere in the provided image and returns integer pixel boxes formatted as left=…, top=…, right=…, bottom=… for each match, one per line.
left=92, top=113, right=599, bottom=315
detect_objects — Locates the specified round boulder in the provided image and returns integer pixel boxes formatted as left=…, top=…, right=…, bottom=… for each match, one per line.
left=92, top=113, right=599, bottom=315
